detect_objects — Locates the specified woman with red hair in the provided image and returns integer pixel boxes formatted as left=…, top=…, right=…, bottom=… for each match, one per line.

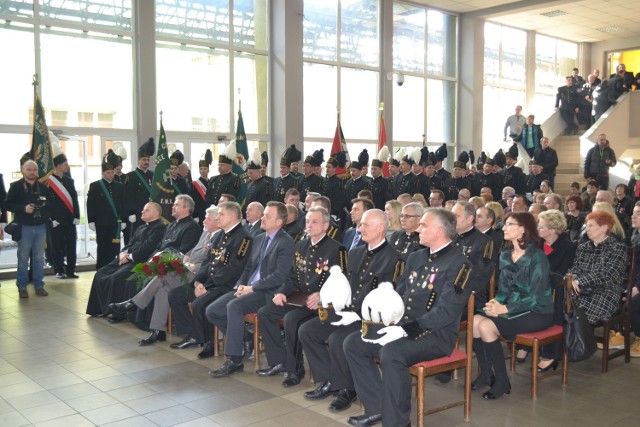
left=569, top=210, right=628, bottom=325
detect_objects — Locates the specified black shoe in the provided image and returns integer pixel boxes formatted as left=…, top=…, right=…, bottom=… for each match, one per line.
left=435, top=372, right=452, bottom=384
left=347, top=414, right=382, bottom=427
left=198, top=341, right=215, bottom=359
left=256, top=363, right=285, bottom=377
left=482, top=382, right=511, bottom=400
left=243, top=339, right=254, bottom=360
left=304, top=380, right=334, bottom=400
left=55, top=272, right=66, bottom=279
left=66, top=273, right=80, bottom=279
left=138, top=330, right=166, bottom=346
left=282, top=371, right=304, bottom=387
left=209, top=360, right=244, bottom=377
left=471, top=374, right=495, bottom=391
left=537, top=359, right=559, bottom=373
left=108, top=300, right=137, bottom=316
left=329, top=389, right=357, bottom=412
left=170, top=336, right=199, bottom=349
left=108, top=315, right=125, bottom=323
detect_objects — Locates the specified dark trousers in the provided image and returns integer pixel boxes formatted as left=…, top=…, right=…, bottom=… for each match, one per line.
left=51, top=222, right=77, bottom=275
left=631, top=293, right=640, bottom=337
left=257, top=303, right=316, bottom=373
left=344, top=331, right=450, bottom=427
left=95, top=224, right=120, bottom=270
left=299, top=318, right=361, bottom=389
left=168, top=286, right=232, bottom=342
left=559, top=107, right=577, bottom=133
left=206, top=291, right=266, bottom=357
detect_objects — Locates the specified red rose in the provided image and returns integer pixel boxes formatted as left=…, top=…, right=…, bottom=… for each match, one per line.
left=157, top=264, right=167, bottom=276
left=171, top=260, right=180, bottom=268
left=142, top=265, right=153, bottom=276
left=152, top=256, right=160, bottom=263
left=176, top=267, right=185, bottom=274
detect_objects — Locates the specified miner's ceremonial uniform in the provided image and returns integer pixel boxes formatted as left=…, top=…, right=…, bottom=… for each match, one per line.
left=526, top=172, right=550, bottom=194
left=125, top=167, right=154, bottom=233
left=244, top=177, right=272, bottom=213
left=273, top=174, right=298, bottom=203
left=456, top=227, right=496, bottom=309
left=389, top=230, right=423, bottom=260
left=299, top=241, right=404, bottom=397
left=322, top=174, right=347, bottom=220
left=444, top=176, right=470, bottom=201
left=394, top=173, right=417, bottom=198
left=206, top=172, right=241, bottom=207
left=299, top=173, right=324, bottom=201
left=258, top=235, right=348, bottom=375
left=344, top=243, right=472, bottom=427
left=87, top=177, right=126, bottom=270
left=370, top=175, right=393, bottom=211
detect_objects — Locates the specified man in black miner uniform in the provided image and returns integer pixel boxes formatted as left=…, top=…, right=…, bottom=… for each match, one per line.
left=311, top=196, right=343, bottom=243
left=345, top=149, right=371, bottom=212
left=283, top=204, right=305, bottom=242
left=48, top=142, right=81, bottom=279
left=555, top=76, right=579, bottom=135
left=125, top=137, right=155, bottom=237
left=369, top=155, right=393, bottom=211
left=410, top=148, right=431, bottom=201
left=476, top=206, right=504, bottom=252
left=244, top=149, right=273, bottom=214
left=444, top=154, right=471, bottom=201
left=395, top=153, right=417, bottom=198
left=274, top=145, right=300, bottom=202
left=389, top=202, right=425, bottom=259
left=473, top=158, right=501, bottom=200
left=85, top=202, right=166, bottom=317
left=289, top=146, right=303, bottom=180
left=344, top=208, right=472, bottom=427
left=260, top=151, right=274, bottom=188
left=299, top=150, right=325, bottom=200
left=435, top=201, right=496, bottom=385
left=300, top=209, right=404, bottom=413
left=168, top=150, right=190, bottom=195
left=534, top=137, right=559, bottom=190
left=87, top=150, right=127, bottom=270
left=168, top=202, right=252, bottom=356
left=322, top=152, right=348, bottom=223
left=525, top=159, right=550, bottom=194
left=501, top=144, right=526, bottom=195
left=206, top=141, right=241, bottom=207
left=422, top=152, right=445, bottom=195
left=433, top=143, right=451, bottom=182
left=390, top=148, right=405, bottom=196
left=257, top=206, right=348, bottom=386
left=191, top=149, right=212, bottom=224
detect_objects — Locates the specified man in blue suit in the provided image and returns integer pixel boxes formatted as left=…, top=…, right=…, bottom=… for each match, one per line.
left=207, top=201, right=295, bottom=377
left=343, top=198, right=373, bottom=250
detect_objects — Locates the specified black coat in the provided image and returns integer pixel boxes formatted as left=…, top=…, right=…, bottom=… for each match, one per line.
left=87, top=179, right=126, bottom=227
left=47, top=174, right=80, bottom=224
left=206, top=172, right=241, bottom=206
left=5, top=178, right=53, bottom=226
left=156, top=216, right=202, bottom=255
left=124, top=168, right=153, bottom=217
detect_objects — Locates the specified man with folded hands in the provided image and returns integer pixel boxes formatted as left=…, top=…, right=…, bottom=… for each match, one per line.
left=167, top=202, right=252, bottom=357
left=256, top=206, right=348, bottom=386
left=298, top=209, right=404, bottom=413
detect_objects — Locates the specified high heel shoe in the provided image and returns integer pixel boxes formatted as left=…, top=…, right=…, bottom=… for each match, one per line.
left=537, top=359, right=559, bottom=373
left=138, top=330, right=166, bottom=346
left=482, top=382, right=511, bottom=400
left=516, top=349, right=528, bottom=364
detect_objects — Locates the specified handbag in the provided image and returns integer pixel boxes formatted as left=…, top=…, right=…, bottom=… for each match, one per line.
left=563, top=292, right=597, bottom=362
left=5, top=221, right=21, bottom=242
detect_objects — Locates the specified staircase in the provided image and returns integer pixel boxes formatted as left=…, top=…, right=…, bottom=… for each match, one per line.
left=551, top=134, right=583, bottom=197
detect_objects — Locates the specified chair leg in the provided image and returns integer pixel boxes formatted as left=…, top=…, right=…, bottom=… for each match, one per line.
left=213, top=325, right=220, bottom=357
left=531, top=339, right=539, bottom=400
left=562, top=345, right=569, bottom=386
left=602, top=324, right=610, bottom=373
left=167, top=308, right=172, bottom=334
left=510, top=341, right=516, bottom=373
left=416, top=367, right=425, bottom=427
left=624, top=320, right=631, bottom=363
left=253, top=317, right=261, bottom=370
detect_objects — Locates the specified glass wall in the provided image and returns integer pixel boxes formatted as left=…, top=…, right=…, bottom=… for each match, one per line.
left=533, top=35, right=578, bottom=118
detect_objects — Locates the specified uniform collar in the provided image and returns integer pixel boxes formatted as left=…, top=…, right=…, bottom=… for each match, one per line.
left=428, top=241, right=454, bottom=259
left=366, top=239, right=387, bottom=256
left=458, top=227, right=476, bottom=240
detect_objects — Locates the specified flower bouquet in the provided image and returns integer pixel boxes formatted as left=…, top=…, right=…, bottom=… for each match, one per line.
left=128, top=251, right=189, bottom=290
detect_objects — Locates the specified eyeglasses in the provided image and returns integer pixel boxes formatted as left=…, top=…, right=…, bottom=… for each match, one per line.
left=504, top=222, right=521, bottom=228
left=400, top=214, right=420, bottom=219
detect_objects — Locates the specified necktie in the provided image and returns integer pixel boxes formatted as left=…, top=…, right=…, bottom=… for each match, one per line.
left=249, top=236, right=271, bottom=285
left=350, top=231, right=361, bottom=250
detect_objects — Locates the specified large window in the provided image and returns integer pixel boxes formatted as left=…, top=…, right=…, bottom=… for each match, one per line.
left=393, top=3, right=457, bottom=147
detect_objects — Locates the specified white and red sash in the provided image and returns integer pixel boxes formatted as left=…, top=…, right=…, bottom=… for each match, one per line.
left=193, top=179, right=207, bottom=201
left=48, top=175, right=74, bottom=215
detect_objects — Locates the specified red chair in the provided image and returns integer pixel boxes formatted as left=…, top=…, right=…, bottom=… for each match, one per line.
left=409, top=293, right=474, bottom=427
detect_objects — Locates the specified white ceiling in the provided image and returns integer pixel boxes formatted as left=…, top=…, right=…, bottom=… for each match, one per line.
left=414, top=0, right=640, bottom=43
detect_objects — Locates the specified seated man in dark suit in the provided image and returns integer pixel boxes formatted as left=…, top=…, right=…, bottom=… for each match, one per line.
left=343, top=198, right=374, bottom=250
left=106, top=195, right=202, bottom=338
left=86, top=202, right=166, bottom=317
left=207, top=201, right=295, bottom=377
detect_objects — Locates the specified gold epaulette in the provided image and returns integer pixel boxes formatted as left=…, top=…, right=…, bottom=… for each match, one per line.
left=327, top=226, right=338, bottom=239
left=483, top=239, right=494, bottom=262
left=392, top=259, right=405, bottom=284
left=339, top=248, right=348, bottom=271
left=454, top=263, right=472, bottom=294
left=237, top=238, right=251, bottom=258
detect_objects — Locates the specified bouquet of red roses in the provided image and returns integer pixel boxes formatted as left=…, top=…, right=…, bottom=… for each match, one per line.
left=128, top=251, right=189, bottom=290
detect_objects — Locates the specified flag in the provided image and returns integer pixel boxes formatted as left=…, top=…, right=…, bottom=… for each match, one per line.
left=31, top=87, right=55, bottom=182
left=378, top=110, right=390, bottom=177
left=331, top=114, right=351, bottom=179
left=233, top=108, right=249, bottom=204
left=150, top=119, right=174, bottom=222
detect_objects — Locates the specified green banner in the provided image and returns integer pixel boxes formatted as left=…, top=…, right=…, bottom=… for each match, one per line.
left=31, top=89, right=55, bottom=182
left=150, top=120, right=174, bottom=222
left=233, top=110, right=249, bottom=204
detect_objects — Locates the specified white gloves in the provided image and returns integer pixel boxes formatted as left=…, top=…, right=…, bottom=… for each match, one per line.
left=363, top=325, right=407, bottom=346
left=121, top=223, right=127, bottom=230
left=88, top=223, right=96, bottom=231
left=128, top=214, right=136, bottom=223
left=331, top=311, right=361, bottom=326
left=52, top=220, right=60, bottom=228
left=73, top=219, right=79, bottom=225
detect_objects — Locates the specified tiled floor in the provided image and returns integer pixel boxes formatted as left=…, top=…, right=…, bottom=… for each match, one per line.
left=1, top=274, right=639, bottom=427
